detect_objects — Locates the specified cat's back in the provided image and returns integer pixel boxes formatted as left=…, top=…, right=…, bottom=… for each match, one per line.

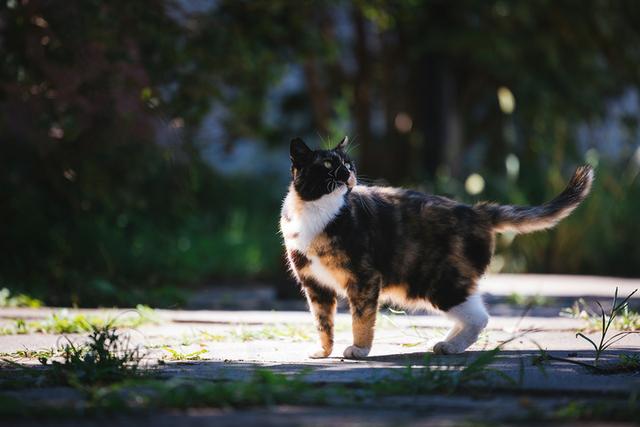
left=346, top=185, right=460, bottom=220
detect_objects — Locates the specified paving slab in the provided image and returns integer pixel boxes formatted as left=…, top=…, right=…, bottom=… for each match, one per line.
left=478, top=273, right=640, bottom=297
left=2, top=315, right=638, bottom=393
left=1, top=274, right=639, bottom=425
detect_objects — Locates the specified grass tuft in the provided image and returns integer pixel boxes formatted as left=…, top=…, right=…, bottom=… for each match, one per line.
left=0, top=305, right=160, bottom=336
left=561, top=296, right=640, bottom=332
left=40, top=324, right=144, bottom=386
left=0, top=288, right=43, bottom=308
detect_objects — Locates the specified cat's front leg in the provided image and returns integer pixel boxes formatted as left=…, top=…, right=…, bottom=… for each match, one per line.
left=344, top=281, right=380, bottom=359
left=302, top=279, right=337, bottom=358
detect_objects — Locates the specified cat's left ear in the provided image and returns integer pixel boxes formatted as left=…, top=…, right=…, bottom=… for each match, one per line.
left=290, top=137, right=312, bottom=166
left=335, top=136, right=349, bottom=151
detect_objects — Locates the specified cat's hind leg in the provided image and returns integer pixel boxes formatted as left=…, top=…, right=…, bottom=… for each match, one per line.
left=433, top=293, right=489, bottom=355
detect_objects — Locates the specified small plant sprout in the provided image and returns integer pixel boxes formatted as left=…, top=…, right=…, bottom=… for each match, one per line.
left=575, top=287, right=638, bottom=366
left=536, top=287, right=640, bottom=373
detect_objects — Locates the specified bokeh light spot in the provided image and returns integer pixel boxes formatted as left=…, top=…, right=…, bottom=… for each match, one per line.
left=497, top=86, right=515, bottom=114
left=49, top=125, right=64, bottom=139
left=394, top=112, right=413, bottom=134
left=465, top=173, right=485, bottom=195
left=505, top=153, right=520, bottom=179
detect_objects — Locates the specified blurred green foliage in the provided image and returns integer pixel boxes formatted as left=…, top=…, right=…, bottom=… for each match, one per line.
left=503, top=162, right=640, bottom=276
left=0, top=288, right=43, bottom=308
left=0, top=139, right=284, bottom=306
left=0, top=1, right=639, bottom=306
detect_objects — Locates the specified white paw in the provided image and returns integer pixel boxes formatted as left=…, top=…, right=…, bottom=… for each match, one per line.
left=343, top=345, right=370, bottom=359
left=433, top=341, right=464, bottom=355
left=309, top=348, right=331, bottom=359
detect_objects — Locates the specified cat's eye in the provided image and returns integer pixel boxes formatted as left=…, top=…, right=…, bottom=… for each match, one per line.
left=323, top=160, right=332, bottom=169
left=346, top=163, right=353, bottom=170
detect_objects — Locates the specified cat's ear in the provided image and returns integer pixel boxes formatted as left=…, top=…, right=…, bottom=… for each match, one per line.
left=290, top=137, right=312, bottom=165
left=335, top=136, right=349, bottom=151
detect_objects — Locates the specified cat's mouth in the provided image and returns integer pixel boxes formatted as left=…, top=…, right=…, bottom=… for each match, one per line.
left=327, top=171, right=356, bottom=193
left=347, top=174, right=356, bottom=188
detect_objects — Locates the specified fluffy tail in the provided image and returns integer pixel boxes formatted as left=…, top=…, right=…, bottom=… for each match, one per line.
left=477, top=165, right=594, bottom=234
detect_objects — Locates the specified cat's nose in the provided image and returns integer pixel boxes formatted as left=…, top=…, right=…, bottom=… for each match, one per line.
left=337, top=165, right=350, bottom=181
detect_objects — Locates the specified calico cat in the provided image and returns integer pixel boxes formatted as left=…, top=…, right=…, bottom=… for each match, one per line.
left=280, top=136, right=593, bottom=358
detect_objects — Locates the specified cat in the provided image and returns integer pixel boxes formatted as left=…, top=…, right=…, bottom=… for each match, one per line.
left=280, top=136, right=593, bottom=358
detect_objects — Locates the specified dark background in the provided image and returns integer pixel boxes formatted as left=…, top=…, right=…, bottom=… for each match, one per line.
left=1, top=0, right=639, bottom=307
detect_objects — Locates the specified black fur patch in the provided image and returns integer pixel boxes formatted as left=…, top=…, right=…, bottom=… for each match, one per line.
left=464, top=234, right=492, bottom=272
left=316, top=313, right=333, bottom=333
left=290, top=250, right=310, bottom=270
left=303, top=278, right=337, bottom=310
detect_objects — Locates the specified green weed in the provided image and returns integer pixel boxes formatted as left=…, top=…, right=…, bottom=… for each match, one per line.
left=575, top=288, right=639, bottom=366
left=0, top=348, right=58, bottom=359
left=374, top=347, right=514, bottom=395
left=196, top=331, right=227, bottom=342
left=161, top=347, right=209, bottom=361
left=0, top=305, right=160, bottom=336
left=228, top=324, right=314, bottom=342
left=182, top=324, right=316, bottom=344
left=40, top=324, right=144, bottom=386
left=617, top=354, right=640, bottom=371
left=0, top=288, right=43, bottom=308
left=536, top=287, right=640, bottom=373
left=505, top=292, right=554, bottom=307
left=553, top=398, right=640, bottom=422
left=561, top=297, right=640, bottom=332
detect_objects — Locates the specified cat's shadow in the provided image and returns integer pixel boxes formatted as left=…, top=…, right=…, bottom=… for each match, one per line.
left=362, top=351, right=455, bottom=363
left=328, top=348, right=632, bottom=364
left=324, top=350, right=488, bottom=364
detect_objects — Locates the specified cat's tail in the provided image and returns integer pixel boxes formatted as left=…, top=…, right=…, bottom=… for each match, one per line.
left=476, top=165, right=594, bottom=234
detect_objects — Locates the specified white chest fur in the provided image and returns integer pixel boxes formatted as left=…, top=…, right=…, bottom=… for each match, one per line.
left=280, top=186, right=347, bottom=253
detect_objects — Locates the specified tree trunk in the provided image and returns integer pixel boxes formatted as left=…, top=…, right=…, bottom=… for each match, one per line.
left=412, top=55, right=463, bottom=180
left=303, top=58, right=330, bottom=136
left=442, top=65, right=463, bottom=179
left=352, top=6, right=374, bottom=174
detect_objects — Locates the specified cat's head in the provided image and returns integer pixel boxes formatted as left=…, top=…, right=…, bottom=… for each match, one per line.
left=289, top=136, right=357, bottom=201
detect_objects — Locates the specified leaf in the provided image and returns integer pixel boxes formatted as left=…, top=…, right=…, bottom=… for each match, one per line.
left=575, top=332, right=599, bottom=352
left=401, top=341, right=424, bottom=348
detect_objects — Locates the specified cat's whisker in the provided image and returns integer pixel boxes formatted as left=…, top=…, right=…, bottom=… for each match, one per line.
left=345, top=142, right=359, bottom=155
left=355, top=176, right=375, bottom=186
left=316, top=131, right=329, bottom=149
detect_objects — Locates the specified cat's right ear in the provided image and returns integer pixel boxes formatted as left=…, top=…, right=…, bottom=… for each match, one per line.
left=290, top=137, right=312, bottom=166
